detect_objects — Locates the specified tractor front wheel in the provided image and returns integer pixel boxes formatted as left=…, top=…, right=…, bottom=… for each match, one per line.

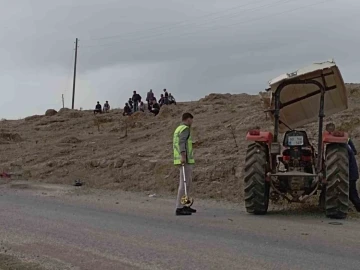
left=244, top=143, right=270, bottom=215
left=325, top=143, right=349, bottom=219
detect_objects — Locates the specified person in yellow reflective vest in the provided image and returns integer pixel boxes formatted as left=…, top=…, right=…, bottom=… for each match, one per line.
left=173, top=112, right=195, bottom=216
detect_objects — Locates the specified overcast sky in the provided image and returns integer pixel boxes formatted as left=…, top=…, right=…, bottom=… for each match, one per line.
left=1, top=0, right=359, bottom=119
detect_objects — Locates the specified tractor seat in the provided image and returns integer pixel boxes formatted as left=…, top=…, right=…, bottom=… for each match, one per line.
left=283, top=130, right=311, bottom=147
left=282, top=130, right=314, bottom=157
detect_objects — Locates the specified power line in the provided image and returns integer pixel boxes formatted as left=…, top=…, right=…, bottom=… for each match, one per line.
left=81, top=0, right=294, bottom=47
left=80, top=0, right=333, bottom=50
left=82, top=0, right=270, bottom=41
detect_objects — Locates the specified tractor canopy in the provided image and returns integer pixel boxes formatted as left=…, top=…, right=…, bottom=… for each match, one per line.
left=264, top=60, right=348, bottom=132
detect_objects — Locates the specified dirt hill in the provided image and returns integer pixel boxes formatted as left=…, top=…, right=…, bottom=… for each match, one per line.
left=1, top=84, right=360, bottom=202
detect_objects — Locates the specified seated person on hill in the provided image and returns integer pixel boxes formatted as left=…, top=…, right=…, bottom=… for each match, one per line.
left=128, top=98, right=133, bottom=110
left=139, top=101, right=145, bottom=112
left=147, top=97, right=157, bottom=111
left=163, top=89, right=169, bottom=98
left=103, top=101, right=110, bottom=113
left=94, top=101, right=102, bottom=114
left=123, top=103, right=132, bottom=116
left=163, top=89, right=170, bottom=105
left=158, top=94, right=165, bottom=107
left=168, top=93, right=176, bottom=105
left=150, top=100, right=160, bottom=116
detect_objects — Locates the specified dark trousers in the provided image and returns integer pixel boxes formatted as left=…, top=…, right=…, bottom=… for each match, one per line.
left=133, top=101, right=139, bottom=112
left=151, top=109, right=159, bottom=116
left=350, top=181, right=360, bottom=209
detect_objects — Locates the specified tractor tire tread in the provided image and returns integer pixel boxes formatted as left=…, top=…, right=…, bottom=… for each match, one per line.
left=244, top=143, right=269, bottom=215
left=325, top=143, right=349, bottom=219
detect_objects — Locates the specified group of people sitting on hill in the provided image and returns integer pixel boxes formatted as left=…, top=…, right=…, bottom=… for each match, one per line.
left=92, top=89, right=176, bottom=116
left=94, top=101, right=110, bottom=114
left=123, top=89, right=176, bottom=116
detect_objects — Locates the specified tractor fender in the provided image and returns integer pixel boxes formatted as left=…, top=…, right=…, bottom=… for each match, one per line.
left=246, top=131, right=273, bottom=170
left=322, top=131, right=349, bottom=144
left=246, top=131, right=273, bottom=143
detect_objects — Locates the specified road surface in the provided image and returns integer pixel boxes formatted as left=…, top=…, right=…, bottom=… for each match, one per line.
left=0, top=181, right=360, bottom=270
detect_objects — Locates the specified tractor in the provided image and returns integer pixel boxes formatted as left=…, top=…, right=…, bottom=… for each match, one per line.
left=244, top=60, right=350, bottom=219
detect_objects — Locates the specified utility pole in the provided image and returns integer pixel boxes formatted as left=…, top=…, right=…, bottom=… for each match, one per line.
left=71, top=38, right=78, bottom=109
left=62, top=94, right=65, bottom=108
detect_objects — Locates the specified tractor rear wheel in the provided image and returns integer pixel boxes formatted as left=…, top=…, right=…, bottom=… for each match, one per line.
left=244, top=143, right=270, bottom=215
left=325, top=143, right=349, bottom=219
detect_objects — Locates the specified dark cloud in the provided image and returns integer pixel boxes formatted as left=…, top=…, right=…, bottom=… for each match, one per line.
left=1, top=0, right=360, bottom=118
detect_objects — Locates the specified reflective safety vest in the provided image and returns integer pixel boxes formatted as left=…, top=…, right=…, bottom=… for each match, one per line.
left=173, top=124, right=195, bottom=165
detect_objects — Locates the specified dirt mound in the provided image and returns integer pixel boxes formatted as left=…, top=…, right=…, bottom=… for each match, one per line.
left=200, top=93, right=232, bottom=103
left=58, top=108, right=83, bottom=118
left=157, top=105, right=182, bottom=119
left=0, top=83, right=359, bottom=202
left=45, top=109, right=57, bottom=116
left=348, top=84, right=360, bottom=97
left=95, top=115, right=114, bottom=124
left=130, top=111, right=150, bottom=120
left=58, top=108, right=71, bottom=114
left=25, top=115, right=43, bottom=121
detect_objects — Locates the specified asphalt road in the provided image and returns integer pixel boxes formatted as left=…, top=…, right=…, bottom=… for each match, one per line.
left=1, top=182, right=360, bottom=270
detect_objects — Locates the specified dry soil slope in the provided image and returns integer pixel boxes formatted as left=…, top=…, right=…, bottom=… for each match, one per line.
left=0, top=84, right=359, bottom=202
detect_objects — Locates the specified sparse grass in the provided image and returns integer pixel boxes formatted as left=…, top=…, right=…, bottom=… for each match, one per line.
left=338, top=117, right=360, bottom=132
left=93, top=115, right=114, bottom=131
left=226, top=124, right=238, bottom=149
left=225, top=104, right=237, bottom=113
left=0, top=254, right=44, bottom=270
left=93, top=117, right=101, bottom=131
left=97, top=115, right=113, bottom=123
left=349, top=87, right=360, bottom=96
left=122, top=118, right=128, bottom=138
left=0, top=132, right=23, bottom=142
left=121, top=117, right=138, bottom=137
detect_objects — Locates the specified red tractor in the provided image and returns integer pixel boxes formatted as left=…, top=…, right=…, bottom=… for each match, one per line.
left=244, top=60, right=350, bottom=219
